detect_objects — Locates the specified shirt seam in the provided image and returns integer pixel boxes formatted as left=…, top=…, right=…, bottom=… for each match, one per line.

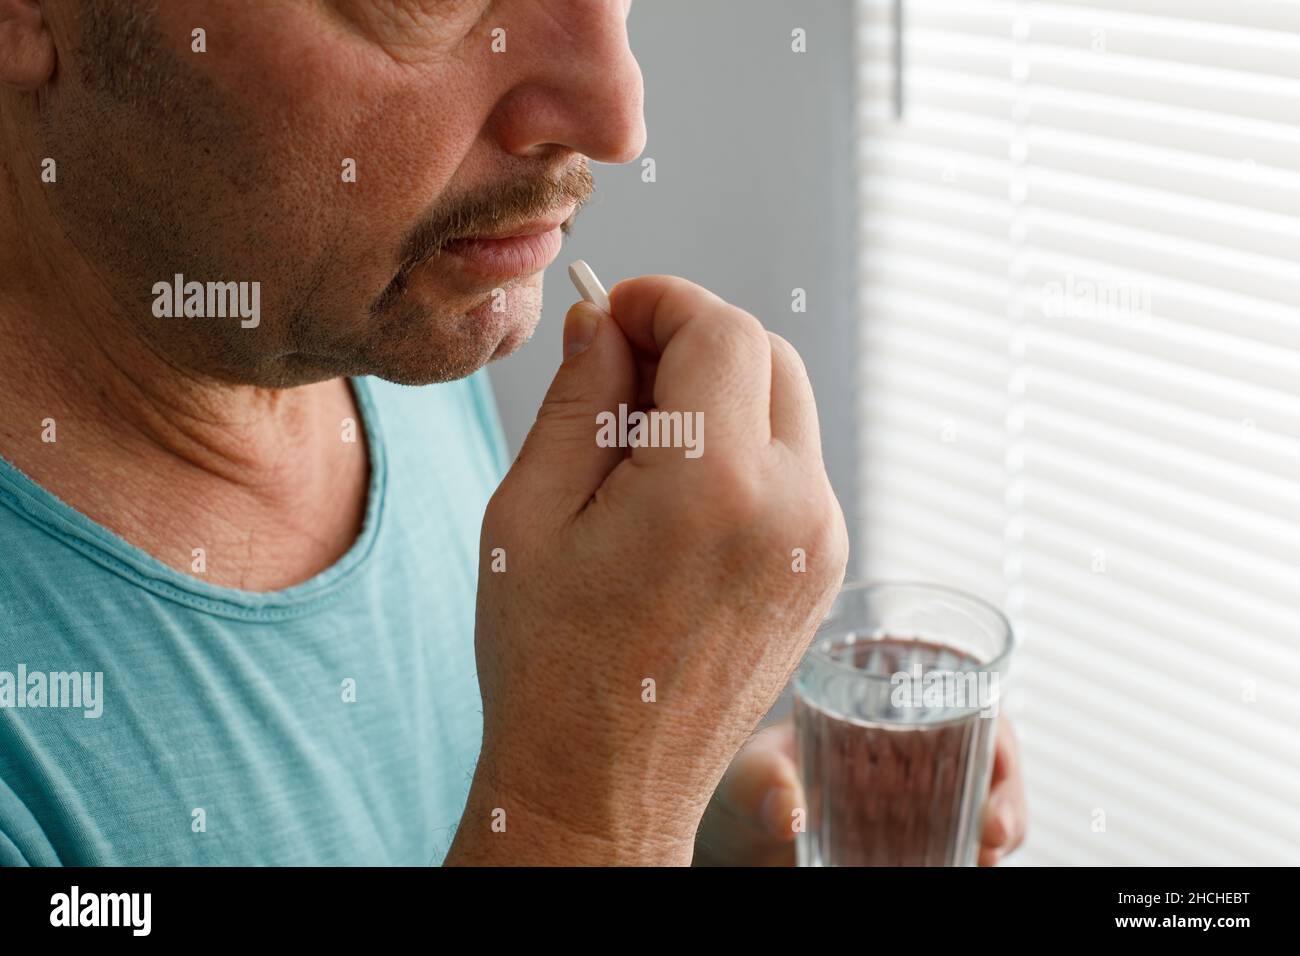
left=0, top=377, right=388, bottom=622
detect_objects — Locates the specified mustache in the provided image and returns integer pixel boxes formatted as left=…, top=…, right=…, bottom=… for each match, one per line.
left=372, top=161, right=596, bottom=315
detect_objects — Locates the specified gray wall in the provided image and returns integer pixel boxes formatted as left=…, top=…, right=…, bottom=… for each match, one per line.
left=489, top=0, right=858, bottom=552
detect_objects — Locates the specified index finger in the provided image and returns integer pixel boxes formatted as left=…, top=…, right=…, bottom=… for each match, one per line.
left=608, top=274, right=772, bottom=450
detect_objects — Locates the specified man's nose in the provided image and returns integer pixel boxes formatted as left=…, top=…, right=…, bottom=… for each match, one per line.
left=488, top=0, right=648, bottom=165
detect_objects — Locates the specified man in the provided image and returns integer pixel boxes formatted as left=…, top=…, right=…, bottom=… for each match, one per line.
left=0, top=0, right=1026, bottom=865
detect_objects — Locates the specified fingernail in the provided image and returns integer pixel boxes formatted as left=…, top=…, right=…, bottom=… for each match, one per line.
left=563, top=304, right=599, bottom=359
left=759, top=785, right=799, bottom=839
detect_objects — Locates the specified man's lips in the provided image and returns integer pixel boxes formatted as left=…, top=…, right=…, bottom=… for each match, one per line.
left=440, top=215, right=570, bottom=280
left=461, top=215, right=571, bottom=241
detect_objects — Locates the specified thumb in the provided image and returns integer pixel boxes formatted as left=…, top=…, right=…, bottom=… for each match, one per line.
left=507, top=300, right=637, bottom=515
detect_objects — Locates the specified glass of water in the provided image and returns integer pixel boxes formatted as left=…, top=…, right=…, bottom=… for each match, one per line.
left=793, top=581, right=1015, bottom=866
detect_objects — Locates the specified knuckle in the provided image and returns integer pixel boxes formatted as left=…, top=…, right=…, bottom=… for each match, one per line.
left=729, top=305, right=768, bottom=336
left=803, top=489, right=850, bottom=577
left=726, top=308, right=770, bottom=352
left=699, top=456, right=768, bottom=524
left=768, top=331, right=810, bottom=377
left=482, top=482, right=517, bottom=534
left=695, top=306, right=767, bottom=359
left=766, top=329, right=795, bottom=359
left=533, top=394, right=589, bottom=431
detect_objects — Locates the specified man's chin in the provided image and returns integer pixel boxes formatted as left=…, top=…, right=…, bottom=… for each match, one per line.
left=362, top=305, right=541, bottom=386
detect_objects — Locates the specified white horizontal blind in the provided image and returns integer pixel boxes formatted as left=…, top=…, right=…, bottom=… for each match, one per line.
left=855, top=0, right=1300, bottom=865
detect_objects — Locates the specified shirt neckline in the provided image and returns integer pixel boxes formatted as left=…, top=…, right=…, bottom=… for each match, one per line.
left=0, top=377, right=388, bottom=622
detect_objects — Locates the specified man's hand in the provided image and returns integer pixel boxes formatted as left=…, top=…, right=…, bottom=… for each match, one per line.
left=447, top=275, right=849, bottom=865
left=693, top=717, right=1028, bottom=866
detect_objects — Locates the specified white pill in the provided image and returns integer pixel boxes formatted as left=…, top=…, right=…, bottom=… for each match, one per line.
left=567, top=259, right=611, bottom=315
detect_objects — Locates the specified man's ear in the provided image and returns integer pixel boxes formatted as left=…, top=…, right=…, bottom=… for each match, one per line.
left=0, top=0, right=56, bottom=91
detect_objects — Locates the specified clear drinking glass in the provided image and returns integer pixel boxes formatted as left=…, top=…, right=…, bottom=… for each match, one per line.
left=793, top=581, right=1015, bottom=867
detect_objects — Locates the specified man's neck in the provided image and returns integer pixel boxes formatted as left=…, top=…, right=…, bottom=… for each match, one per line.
left=0, top=283, right=370, bottom=592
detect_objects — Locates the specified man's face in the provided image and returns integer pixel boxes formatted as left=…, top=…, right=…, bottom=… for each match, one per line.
left=34, top=0, right=645, bottom=386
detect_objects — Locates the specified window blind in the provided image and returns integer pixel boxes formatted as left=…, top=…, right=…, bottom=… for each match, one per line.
left=855, top=0, right=1300, bottom=865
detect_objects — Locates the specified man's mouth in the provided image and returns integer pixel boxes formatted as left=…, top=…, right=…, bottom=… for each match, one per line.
left=440, top=214, right=572, bottom=280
